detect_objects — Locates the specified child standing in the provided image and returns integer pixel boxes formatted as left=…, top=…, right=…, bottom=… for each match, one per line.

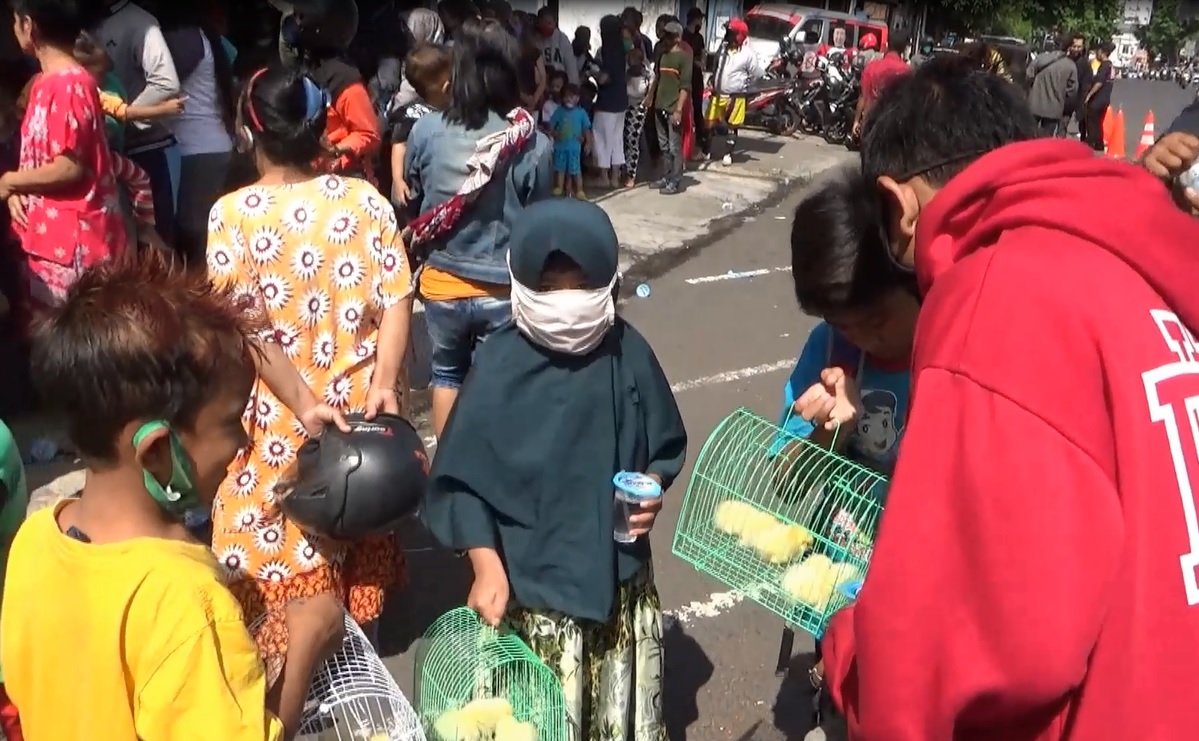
left=0, top=252, right=346, bottom=739
left=423, top=198, right=687, bottom=741
left=550, top=83, right=591, bottom=197
left=540, top=69, right=567, bottom=129
left=389, top=42, right=452, bottom=225
left=0, top=1, right=127, bottom=316
left=771, top=166, right=920, bottom=739
left=776, top=166, right=918, bottom=474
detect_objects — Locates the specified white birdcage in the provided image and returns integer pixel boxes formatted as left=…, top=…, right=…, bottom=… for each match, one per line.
left=295, top=612, right=426, bottom=741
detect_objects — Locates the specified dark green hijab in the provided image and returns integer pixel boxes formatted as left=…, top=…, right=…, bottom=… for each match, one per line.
left=422, top=199, right=687, bottom=622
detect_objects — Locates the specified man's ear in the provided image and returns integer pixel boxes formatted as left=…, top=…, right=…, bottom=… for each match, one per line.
left=876, top=174, right=918, bottom=242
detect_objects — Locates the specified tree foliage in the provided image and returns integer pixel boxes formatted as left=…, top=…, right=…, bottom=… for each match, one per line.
left=1136, top=0, right=1197, bottom=61
left=1035, top=0, right=1123, bottom=45
left=925, top=0, right=1121, bottom=43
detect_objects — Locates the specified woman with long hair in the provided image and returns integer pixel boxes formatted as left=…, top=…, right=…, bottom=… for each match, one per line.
left=206, top=66, right=413, bottom=666
left=403, top=18, right=552, bottom=439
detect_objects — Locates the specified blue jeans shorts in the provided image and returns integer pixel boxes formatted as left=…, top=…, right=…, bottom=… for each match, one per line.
left=553, top=144, right=582, bottom=176
left=423, top=295, right=513, bottom=389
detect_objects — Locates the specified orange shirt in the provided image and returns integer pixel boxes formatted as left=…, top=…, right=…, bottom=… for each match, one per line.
left=418, top=266, right=509, bottom=302
left=325, top=82, right=381, bottom=182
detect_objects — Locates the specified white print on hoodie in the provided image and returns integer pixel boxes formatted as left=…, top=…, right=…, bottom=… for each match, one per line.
left=537, top=29, right=580, bottom=85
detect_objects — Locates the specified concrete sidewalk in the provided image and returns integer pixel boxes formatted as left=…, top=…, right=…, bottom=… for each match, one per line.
left=600, top=130, right=854, bottom=278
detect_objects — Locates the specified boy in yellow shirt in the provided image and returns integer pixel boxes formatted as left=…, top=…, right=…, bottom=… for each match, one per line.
left=0, top=252, right=347, bottom=740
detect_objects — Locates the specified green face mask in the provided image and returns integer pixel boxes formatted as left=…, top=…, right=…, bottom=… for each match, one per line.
left=623, top=39, right=634, bottom=52
left=132, top=421, right=200, bottom=516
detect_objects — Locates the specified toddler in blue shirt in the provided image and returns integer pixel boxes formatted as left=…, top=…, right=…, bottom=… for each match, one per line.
left=550, top=83, right=592, bottom=199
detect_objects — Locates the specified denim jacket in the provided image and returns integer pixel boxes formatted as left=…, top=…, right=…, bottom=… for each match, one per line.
left=404, top=110, right=554, bottom=284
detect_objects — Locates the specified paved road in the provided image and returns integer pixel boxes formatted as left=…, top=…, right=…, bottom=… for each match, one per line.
left=380, top=184, right=837, bottom=741
left=1112, top=79, right=1194, bottom=156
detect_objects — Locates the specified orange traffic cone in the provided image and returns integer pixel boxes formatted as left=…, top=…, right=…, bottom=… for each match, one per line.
left=1108, top=108, right=1127, bottom=159
left=1135, top=111, right=1156, bottom=159
left=1102, top=107, right=1114, bottom=153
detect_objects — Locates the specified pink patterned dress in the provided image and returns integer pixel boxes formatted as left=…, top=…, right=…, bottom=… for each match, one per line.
left=16, top=66, right=126, bottom=313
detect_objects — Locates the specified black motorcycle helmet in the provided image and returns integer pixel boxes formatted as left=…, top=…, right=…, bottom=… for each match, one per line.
left=278, top=413, right=429, bottom=539
left=277, top=0, right=359, bottom=55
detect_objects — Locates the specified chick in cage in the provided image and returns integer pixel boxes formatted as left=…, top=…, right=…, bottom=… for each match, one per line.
left=713, top=500, right=814, bottom=563
left=432, top=697, right=536, bottom=741
left=780, top=554, right=860, bottom=613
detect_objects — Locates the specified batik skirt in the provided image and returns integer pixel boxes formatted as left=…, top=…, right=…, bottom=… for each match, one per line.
left=508, top=566, right=666, bottom=741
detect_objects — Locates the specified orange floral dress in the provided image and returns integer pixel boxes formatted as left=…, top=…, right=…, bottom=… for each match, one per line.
left=206, top=174, right=413, bottom=658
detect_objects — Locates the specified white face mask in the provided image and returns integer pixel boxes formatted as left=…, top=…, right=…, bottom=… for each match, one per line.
left=509, top=260, right=617, bottom=355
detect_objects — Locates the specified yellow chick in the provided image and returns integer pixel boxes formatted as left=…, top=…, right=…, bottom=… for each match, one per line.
left=461, top=696, right=514, bottom=730
left=737, top=511, right=782, bottom=547
left=432, top=709, right=476, bottom=741
left=433, top=697, right=514, bottom=741
left=495, top=715, right=538, bottom=741
left=781, top=555, right=860, bottom=613
left=748, top=522, right=814, bottom=564
left=713, top=500, right=760, bottom=536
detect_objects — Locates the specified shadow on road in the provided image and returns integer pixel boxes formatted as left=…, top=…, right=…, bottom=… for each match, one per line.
left=772, top=650, right=820, bottom=740
left=377, top=519, right=472, bottom=658
left=732, top=135, right=787, bottom=158
left=665, top=620, right=715, bottom=741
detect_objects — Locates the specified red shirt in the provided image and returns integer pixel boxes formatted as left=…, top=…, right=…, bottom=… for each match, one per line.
left=859, top=51, right=909, bottom=109
left=823, top=139, right=1199, bottom=739
left=16, top=66, right=126, bottom=267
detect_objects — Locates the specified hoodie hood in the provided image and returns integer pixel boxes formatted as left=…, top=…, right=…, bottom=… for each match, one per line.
left=915, top=138, right=1199, bottom=332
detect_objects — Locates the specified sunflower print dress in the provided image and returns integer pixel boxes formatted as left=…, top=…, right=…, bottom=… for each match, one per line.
left=206, top=174, right=413, bottom=659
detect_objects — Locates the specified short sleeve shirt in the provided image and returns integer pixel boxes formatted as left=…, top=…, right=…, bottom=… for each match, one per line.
left=17, top=66, right=126, bottom=267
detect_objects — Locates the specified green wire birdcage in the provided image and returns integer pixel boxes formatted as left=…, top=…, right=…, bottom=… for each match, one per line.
left=414, top=607, right=567, bottom=741
left=672, top=407, right=887, bottom=639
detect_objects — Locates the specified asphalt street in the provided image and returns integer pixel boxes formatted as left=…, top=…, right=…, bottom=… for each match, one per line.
left=379, top=186, right=826, bottom=741
left=1112, top=79, right=1195, bottom=156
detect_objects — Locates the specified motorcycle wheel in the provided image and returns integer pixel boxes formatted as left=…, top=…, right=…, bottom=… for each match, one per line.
left=778, top=103, right=800, bottom=137
left=798, top=109, right=821, bottom=136
left=823, top=121, right=847, bottom=146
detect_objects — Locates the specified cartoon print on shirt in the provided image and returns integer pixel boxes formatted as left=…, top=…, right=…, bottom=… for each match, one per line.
left=852, top=388, right=902, bottom=463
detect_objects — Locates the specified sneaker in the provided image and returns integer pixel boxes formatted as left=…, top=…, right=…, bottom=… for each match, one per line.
left=651, top=177, right=670, bottom=188
left=660, top=182, right=681, bottom=195
left=721, top=154, right=733, bottom=166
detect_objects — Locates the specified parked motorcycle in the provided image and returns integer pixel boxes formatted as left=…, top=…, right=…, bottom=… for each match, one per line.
left=823, top=65, right=861, bottom=146
left=741, top=77, right=804, bottom=136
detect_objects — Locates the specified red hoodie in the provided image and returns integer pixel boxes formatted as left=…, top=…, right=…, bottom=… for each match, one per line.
left=822, top=139, right=1199, bottom=740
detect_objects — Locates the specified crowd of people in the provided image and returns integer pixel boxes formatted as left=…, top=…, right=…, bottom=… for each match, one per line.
left=0, top=0, right=1197, bottom=738
left=0, top=0, right=696, bottom=739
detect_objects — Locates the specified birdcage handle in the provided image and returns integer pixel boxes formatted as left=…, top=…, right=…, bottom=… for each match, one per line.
left=781, top=406, right=843, bottom=451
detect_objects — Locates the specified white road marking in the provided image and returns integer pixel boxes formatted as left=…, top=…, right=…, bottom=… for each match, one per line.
left=684, top=266, right=789, bottom=285
left=670, top=359, right=794, bottom=393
